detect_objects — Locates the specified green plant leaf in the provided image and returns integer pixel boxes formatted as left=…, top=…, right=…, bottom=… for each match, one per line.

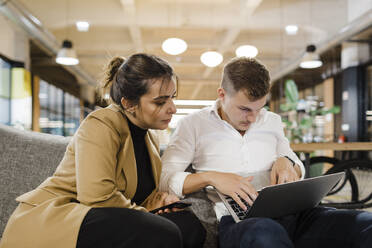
left=284, top=79, right=299, bottom=105
left=299, top=116, right=312, bottom=129
left=321, top=106, right=341, bottom=115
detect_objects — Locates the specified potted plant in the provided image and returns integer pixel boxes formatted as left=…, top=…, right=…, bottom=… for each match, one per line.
left=280, top=79, right=340, bottom=143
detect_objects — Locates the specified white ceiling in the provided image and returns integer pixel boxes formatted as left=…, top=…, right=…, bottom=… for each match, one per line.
left=19, top=0, right=351, bottom=100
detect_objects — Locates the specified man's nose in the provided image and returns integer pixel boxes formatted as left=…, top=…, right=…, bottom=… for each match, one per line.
left=247, top=112, right=257, bottom=122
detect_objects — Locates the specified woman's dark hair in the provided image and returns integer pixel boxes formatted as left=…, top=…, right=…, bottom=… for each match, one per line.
left=101, top=53, right=177, bottom=107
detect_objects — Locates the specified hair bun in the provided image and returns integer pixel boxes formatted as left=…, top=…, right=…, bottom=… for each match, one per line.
left=102, top=56, right=125, bottom=89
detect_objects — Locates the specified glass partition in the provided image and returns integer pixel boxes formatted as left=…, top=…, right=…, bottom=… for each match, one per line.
left=10, top=68, right=32, bottom=130
left=39, top=79, right=80, bottom=136
left=0, top=58, right=11, bottom=125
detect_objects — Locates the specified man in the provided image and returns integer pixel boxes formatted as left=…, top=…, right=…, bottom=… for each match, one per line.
left=160, top=57, right=372, bottom=248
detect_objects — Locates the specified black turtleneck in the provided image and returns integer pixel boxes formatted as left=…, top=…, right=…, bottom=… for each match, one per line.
left=127, top=118, right=155, bottom=205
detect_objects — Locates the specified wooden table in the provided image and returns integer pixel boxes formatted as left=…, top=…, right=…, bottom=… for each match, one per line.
left=290, top=142, right=372, bottom=177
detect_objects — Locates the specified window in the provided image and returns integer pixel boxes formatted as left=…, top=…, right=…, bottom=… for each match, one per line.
left=0, top=58, right=11, bottom=125
left=39, top=79, right=80, bottom=136
left=10, top=68, right=32, bottom=130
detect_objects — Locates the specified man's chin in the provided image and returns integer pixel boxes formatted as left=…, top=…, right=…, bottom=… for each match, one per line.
left=238, top=123, right=250, bottom=129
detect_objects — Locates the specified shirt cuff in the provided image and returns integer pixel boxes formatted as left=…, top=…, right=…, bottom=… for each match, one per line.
left=168, top=171, right=191, bottom=198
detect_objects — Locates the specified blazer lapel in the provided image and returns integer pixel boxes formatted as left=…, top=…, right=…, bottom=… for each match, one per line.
left=120, top=132, right=138, bottom=198
left=108, top=104, right=139, bottom=199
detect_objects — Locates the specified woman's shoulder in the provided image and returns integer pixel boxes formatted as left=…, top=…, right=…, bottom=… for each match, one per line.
left=80, top=104, right=129, bottom=137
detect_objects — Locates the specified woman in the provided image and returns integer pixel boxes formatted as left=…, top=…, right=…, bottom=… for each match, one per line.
left=0, top=53, right=206, bottom=248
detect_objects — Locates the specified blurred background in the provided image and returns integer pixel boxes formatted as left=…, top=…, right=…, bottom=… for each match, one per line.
left=0, top=0, right=371, bottom=144
left=1, top=0, right=372, bottom=210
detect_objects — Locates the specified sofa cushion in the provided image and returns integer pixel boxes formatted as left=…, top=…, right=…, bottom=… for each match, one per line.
left=184, top=190, right=218, bottom=248
left=0, top=124, right=69, bottom=237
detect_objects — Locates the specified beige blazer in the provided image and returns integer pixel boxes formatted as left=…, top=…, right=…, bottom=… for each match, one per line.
left=0, top=104, right=162, bottom=248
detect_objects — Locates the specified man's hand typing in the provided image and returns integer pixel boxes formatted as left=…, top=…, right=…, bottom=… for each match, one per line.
left=208, top=172, right=258, bottom=211
left=270, top=157, right=300, bottom=185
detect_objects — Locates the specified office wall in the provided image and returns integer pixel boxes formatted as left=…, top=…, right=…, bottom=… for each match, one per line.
left=0, top=15, right=30, bottom=69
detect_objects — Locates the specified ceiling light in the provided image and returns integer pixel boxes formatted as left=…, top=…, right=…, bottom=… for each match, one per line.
left=162, top=38, right=187, bottom=55
left=235, top=45, right=258, bottom=58
left=76, top=21, right=90, bottom=32
left=285, top=25, right=298, bottom=35
left=299, top=45, right=322, bottom=69
left=200, top=51, right=223, bottom=67
left=56, top=40, right=79, bottom=65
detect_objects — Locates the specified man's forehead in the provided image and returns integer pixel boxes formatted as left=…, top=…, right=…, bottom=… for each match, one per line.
left=234, top=90, right=267, bottom=105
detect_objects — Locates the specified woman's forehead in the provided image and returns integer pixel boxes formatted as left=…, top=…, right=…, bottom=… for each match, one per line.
left=147, top=78, right=176, bottom=98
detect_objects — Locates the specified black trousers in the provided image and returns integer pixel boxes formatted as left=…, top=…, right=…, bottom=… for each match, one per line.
left=76, top=207, right=206, bottom=248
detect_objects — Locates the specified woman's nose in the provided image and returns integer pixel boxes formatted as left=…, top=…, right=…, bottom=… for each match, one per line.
left=168, top=100, right=177, bottom=114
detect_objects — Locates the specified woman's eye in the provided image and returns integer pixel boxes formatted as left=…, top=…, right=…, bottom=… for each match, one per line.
left=155, top=101, right=166, bottom=106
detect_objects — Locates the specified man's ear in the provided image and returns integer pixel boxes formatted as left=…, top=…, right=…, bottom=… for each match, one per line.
left=217, top=87, right=226, bottom=102
left=121, top=97, right=136, bottom=113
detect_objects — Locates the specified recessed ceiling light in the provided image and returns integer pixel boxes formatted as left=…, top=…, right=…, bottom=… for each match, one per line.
left=235, top=45, right=258, bottom=58
left=285, top=25, right=298, bottom=35
left=200, top=51, right=223, bottom=67
left=76, top=21, right=90, bottom=32
left=162, top=38, right=187, bottom=55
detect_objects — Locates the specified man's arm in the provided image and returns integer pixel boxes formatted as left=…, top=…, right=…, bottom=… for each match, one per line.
left=160, top=117, right=196, bottom=197
left=161, top=114, right=258, bottom=210
left=272, top=114, right=305, bottom=184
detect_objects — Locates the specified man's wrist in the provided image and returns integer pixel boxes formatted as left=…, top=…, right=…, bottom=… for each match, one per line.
left=283, top=156, right=296, bottom=167
left=199, top=171, right=214, bottom=187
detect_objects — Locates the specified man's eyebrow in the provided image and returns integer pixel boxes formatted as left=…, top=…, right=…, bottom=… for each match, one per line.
left=239, top=103, right=266, bottom=111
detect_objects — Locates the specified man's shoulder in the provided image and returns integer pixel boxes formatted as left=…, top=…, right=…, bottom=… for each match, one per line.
left=181, top=106, right=212, bottom=123
left=265, top=110, right=281, bottom=120
left=258, top=108, right=280, bottom=120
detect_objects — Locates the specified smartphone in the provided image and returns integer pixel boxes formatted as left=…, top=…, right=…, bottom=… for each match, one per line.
left=150, top=201, right=192, bottom=213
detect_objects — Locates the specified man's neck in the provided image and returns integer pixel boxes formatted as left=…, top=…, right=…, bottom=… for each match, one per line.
left=217, top=107, right=246, bottom=136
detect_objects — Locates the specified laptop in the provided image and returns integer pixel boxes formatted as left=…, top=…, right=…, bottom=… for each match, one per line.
left=216, top=172, right=345, bottom=222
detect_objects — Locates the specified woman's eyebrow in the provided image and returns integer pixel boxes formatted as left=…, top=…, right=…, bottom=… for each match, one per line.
left=153, top=95, right=170, bottom=101
left=152, top=91, right=177, bottom=101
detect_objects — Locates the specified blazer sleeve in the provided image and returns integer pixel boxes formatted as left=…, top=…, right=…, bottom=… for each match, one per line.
left=74, top=115, right=146, bottom=211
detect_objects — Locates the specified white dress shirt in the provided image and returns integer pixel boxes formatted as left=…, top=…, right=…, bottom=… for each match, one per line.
left=160, top=100, right=305, bottom=219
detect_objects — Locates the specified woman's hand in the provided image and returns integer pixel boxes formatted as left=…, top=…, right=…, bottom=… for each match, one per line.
left=209, top=171, right=257, bottom=211
left=145, top=192, right=180, bottom=214
left=145, top=192, right=168, bottom=212
left=156, top=193, right=180, bottom=214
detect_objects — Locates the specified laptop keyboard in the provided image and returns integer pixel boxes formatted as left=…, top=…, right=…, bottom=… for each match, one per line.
left=225, top=195, right=251, bottom=220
